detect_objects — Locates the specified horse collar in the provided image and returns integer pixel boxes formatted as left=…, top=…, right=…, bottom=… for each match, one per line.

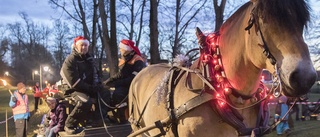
left=197, top=29, right=271, bottom=136
left=199, top=31, right=266, bottom=103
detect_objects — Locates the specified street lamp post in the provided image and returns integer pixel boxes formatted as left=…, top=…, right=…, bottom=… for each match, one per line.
left=40, top=65, right=49, bottom=90
left=32, top=70, right=39, bottom=81
left=40, top=66, right=42, bottom=90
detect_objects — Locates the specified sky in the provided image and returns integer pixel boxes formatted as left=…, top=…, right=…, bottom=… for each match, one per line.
left=0, top=0, right=60, bottom=25
left=0, top=0, right=320, bottom=69
left=0, top=0, right=319, bottom=26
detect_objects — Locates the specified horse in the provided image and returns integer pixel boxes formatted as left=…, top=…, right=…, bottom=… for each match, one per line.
left=128, top=0, right=317, bottom=136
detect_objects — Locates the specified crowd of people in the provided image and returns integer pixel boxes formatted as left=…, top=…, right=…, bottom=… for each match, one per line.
left=8, top=36, right=146, bottom=136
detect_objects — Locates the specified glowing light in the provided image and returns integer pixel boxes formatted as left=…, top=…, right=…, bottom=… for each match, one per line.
left=224, top=88, right=232, bottom=95
left=216, top=93, right=221, bottom=97
left=269, top=96, right=273, bottom=99
left=213, top=59, right=218, bottom=64
left=218, top=100, right=225, bottom=107
left=1, top=79, right=7, bottom=86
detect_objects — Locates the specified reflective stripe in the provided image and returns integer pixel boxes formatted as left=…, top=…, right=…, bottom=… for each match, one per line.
left=12, top=92, right=28, bottom=115
left=72, top=78, right=81, bottom=88
left=60, top=70, right=71, bottom=87
left=132, top=71, right=138, bottom=75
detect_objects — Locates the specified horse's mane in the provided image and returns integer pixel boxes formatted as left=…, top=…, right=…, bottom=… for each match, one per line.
left=255, top=0, right=310, bottom=29
left=223, top=0, right=310, bottom=31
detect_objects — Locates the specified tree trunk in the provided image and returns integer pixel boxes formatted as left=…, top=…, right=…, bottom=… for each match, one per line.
left=213, top=0, right=226, bottom=31
left=149, top=0, right=161, bottom=64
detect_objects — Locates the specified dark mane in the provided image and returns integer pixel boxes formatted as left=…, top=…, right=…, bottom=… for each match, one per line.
left=255, top=0, right=310, bottom=30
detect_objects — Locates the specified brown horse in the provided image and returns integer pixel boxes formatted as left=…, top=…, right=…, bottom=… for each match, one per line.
left=128, top=0, right=317, bottom=136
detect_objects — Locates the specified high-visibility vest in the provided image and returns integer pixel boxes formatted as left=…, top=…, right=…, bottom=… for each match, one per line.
left=33, top=86, right=42, bottom=97
left=12, top=91, right=29, bottom=115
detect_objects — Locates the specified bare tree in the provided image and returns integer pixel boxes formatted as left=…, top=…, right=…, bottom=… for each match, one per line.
left=52, top=20, right=71, bottom=68
left=149, top=0, right=161, bottom=64
left=49, top=0, right=98, bottom=54
left=7, top=14, right=57, bottom=84
left=160, top=0, right=208, bottom=59
left=98, top=0, right=119, bottom=76
left=213, top=0, right=226, bottom=31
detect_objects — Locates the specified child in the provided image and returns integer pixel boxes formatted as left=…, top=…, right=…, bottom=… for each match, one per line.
left=274, top=95, right=290, bottom=135
left=45, top=97, right=67, bottom=137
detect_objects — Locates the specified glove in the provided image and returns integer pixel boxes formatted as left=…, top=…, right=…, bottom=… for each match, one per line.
left=12, top=97, right=17, bottom=102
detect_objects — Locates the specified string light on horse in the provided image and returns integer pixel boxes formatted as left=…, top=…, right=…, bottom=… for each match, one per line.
left=128, top=0, right=317, bottom=137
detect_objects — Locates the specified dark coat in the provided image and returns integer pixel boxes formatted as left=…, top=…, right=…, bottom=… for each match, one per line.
left=49, top=103, right=67, bottom=133
left=60, top=49, right=101, bottom=96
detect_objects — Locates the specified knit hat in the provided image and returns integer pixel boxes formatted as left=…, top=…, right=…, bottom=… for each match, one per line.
left=72, top=36, right=89, bottom=48
left=46, top=97, right=57, bottom=105
left=119, top=39, right=141, bottom=56
left=279, top=96, right=288, bottom=103
left=17, top=82, right=25, bottom=90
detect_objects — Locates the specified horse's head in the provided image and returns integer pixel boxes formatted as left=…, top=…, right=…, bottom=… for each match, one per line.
left=249, top=0, right=317, bottom=97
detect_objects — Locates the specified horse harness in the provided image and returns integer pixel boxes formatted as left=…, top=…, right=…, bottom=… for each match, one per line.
left=129, top=5, right=289, bottom=137
left=129, top=30, right=274, bottom=136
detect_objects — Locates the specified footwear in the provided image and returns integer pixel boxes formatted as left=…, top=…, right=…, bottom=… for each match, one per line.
left=284, top=129, right=291, bottom=134
left=64, top=126, right=76, bottom=134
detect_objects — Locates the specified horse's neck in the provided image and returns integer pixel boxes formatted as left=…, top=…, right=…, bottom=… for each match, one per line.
left=219, top=4, right=261, bottom=96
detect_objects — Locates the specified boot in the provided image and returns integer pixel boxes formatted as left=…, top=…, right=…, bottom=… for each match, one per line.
left=118, top=107, right=128, bottom=124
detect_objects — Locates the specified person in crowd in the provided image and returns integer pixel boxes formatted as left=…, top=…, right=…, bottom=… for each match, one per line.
left=60, top=36, right=108, bottom=134
left=297, top=94, right=308, bottom=121
left=49, top=84, right=59, bottom=97
left=42, top=83, right=51, bottom=98
left=9, top=82, right=30, bottom=137
left=286, top=97, right=296, bottom=129
left=104, top=39, right=146, bottom=124
left=33, top=82, right=42, bottom=112
left=45, top=97, right=67, bottom=137
left=274, top=95, right=290, bottom=135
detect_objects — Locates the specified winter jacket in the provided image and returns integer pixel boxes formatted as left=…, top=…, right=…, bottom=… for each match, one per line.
left=60, top=49, right=101, bottom=96
left=49, top=103, right=67, bottom=133
left=104, top=53, right=146, bottom=88
left=275, top=102, right=289, bottom=121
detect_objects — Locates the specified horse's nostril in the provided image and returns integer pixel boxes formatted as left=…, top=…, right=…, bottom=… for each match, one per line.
left=289, top=69, right=317, bottom=94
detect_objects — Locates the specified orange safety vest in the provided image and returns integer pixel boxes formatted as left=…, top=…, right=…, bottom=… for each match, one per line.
left=12, top=91, right=29, bottom=115
left=33, top=86, right=43, bottom=97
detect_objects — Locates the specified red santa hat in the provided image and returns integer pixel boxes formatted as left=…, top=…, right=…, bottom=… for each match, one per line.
left=119, top=39, right=141, bottom=56
left=72, top=36, right=89, bottom=48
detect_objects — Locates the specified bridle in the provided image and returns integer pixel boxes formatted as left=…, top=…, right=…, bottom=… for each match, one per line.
left=245, top=6, right=283, bottom=98
left=191, top=4, right=288, bottom=136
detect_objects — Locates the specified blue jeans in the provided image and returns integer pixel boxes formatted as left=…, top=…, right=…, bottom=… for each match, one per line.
left=276, top=121, right=289, bottom=134
left=45, top=125, right=58, bottom=137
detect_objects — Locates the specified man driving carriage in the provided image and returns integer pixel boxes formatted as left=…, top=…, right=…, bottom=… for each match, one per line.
left=60, top=36, right=110, bottom=134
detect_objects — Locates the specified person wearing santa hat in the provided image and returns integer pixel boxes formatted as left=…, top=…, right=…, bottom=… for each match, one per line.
left=60, top=36, right=109, bottom=134
left=104, top=39, right=146, bottom=124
